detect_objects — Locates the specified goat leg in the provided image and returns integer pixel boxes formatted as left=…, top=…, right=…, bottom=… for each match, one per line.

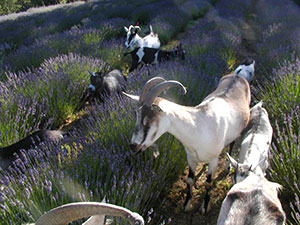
left=183, top=167, right=195, bottom=212
left=201, top=174, right=212, bottom=215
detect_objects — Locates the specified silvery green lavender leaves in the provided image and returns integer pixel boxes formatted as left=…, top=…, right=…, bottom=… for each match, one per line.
left=0, top=0, right=300, bottom=224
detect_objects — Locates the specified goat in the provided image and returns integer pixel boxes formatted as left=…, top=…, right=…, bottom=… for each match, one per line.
left=0, top=130, right=64, bottom=170
left=123, top=72, right=251, bottom=214
left=227, top=101, right=273, bottom=183
left=88, top=69, right=127, bottom=103
left=31, top=202, right=144, bottom=225
left=217, top=168, right=286, bottom=225
left=234, top=58, right=255, bottom=83
left=124, top=44, right=185, bottom=72
left=124, top=24, right=160, bottom=50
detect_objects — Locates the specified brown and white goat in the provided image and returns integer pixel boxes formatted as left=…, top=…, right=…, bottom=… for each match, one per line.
left=32, top=202, right=144, bottom=225
left=0, top=130, right=64, bottom=170
left=217, top=169, right=286, bottom=225
left=123, top=73, right=251, bottom=214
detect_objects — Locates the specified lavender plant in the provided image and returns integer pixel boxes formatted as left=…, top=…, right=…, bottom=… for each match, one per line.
left=0, top=53, right=106, bottom=145
left=181, top=0, right=211, bottom=19
left=0, top=94, right=187, bottom=225
left=253, top=57, right=300, bottom=224
left=2, top=27, right=99, bottom=72
left=0, top=1, right=91, bottom=48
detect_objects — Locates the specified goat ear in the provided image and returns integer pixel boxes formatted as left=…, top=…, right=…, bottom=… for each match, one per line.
left=226, top=153, right=238, bottom=169
left=88, top=71, right=96, bottom=76
left=152, top=104, right=164, bottom=113
left=249, top=165, right=253, bottom=171
left=122, top=92, right=140, bottom=102
left=124, top=26, right=129, bottom=32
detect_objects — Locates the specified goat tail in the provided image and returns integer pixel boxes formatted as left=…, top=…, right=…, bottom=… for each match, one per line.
left=149, top=25, right=153, bottom=33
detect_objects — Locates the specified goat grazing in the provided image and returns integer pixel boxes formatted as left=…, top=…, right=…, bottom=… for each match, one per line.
left=123, top=72, right=251, bottom=214
left=32, top=202, right=144, bottom=225
left=0, top=130, right=64, bottom=170
left=124, top=44, right=185, bottom=72
left=217, top=168, right=286, bottom=225
left=227, top=101, right=273, bottom=183
left=234, top=58, right=255, bottom=83
left=124, top=24, right=160, bottom=50
left=88, top=69, right=127, bottom=102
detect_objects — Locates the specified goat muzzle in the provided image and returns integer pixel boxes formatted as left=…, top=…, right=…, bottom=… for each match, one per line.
left=130, top=143, right=143, bottom=154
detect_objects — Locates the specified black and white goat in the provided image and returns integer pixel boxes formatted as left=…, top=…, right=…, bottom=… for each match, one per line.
left=234, top=58, right=255, bottom=83
left=88, top=69, right=127, bottom=102
left=31, top=202, right=144, bottom=225
left=0, top=130, right=64, bottom=170
left=124, top=44, right=185, bottom=72
left=217, top=167, right=285, bottom=225
left=123, top=72, right=251, bottom=214
left=124, top=24, right=160, bottom=50
left=227, top=101, right=273, bottom=183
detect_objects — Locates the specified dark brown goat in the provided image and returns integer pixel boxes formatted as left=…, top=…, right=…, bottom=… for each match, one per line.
left=0, top=130, right=64, bottom=170
left=88, top=69, right=127, bottom=103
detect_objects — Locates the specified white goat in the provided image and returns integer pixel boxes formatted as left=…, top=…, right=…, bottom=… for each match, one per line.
left=32, top=202, right=144, bottom=225
left=227, top=101, right=273, bottom=183
left=123, top=72, right=251, bottom=214
left=234, top=58, right=255, bottom=83
left=124, top=25, right=160, bottom=50
left=217, top=168, right=286, bottom=225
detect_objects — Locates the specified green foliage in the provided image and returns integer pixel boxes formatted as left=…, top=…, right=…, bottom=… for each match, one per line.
left=254, top=57, right=300, bottom=224
left=0, top=0, right=24, bottom=15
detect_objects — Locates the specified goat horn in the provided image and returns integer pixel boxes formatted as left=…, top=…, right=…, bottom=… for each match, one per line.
left=35, top=202, right=144, bottom=225
left=144, top=80, right=187, bottom=106
left=140, top=77, right=166, bottom=104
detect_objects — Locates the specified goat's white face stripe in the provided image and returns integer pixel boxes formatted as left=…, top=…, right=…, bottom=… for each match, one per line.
left=131, top=109, right=145, bottom=145
left=88, top=84, right=96, bottom=91
left=131, top=106, right=164, bottom=151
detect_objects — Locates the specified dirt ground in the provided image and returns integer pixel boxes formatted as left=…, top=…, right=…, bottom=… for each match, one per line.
left=159, top=151, right=233, bottom=225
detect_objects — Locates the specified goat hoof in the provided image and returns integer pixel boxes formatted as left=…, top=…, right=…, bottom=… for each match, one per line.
left=225, top=160, right=231, bottom=174
left=200, top=200, right=212, bottom=215
left=183, top=199, right=193, bottom=212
